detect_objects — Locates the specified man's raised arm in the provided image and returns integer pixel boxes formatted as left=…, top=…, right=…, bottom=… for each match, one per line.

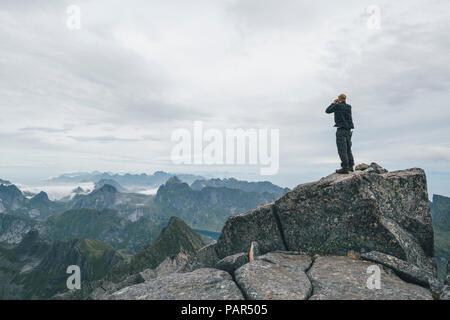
left=326, top=103, right=336, bottom=114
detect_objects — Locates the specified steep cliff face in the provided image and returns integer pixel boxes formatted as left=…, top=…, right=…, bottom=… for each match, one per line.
left=430, top=194, right=450, bottom=278
left=0, top=213, right=42, bottom=243
left=431, top=194, right=450, bottom=228
left=0, top=184, right=26, bottom=211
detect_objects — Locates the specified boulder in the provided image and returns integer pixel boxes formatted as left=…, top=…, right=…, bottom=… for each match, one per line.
left=355, top=163, right=370, bottom=171
left=197, top=241, right=219, bottom=266
left=154, top=251, right=190, bottom=277
left=361, top=251, right=436, bottom=288
left=183, top=241, right=219, bottom=271
left=355, top=162, right=387, bottom=174
left=234, top=252, right=312, bottom=300
left=255, top=251, right=310, bottom=265
left=106, top=268, right=244, bottom=300
left=132, top=251, right=190, bottom=281
left=308, top=256, right=432, bottom=300
left=215, top=203, right=286, bottom=259
left=215, top=168, right=435, bottom=275
left=369, top=162, right=388, bottom=174
left=277, top=169, right=433, bottom=263
left=215, top=252, right=249, bottom=274
left=89, top=272, right=147, bottom=300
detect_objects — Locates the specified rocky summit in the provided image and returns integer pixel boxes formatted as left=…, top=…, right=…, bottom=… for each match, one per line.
left=94, top=165, right=447, bottom=300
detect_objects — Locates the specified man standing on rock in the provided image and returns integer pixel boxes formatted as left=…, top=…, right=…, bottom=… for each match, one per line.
left=326, top=94, right=354, bottom=174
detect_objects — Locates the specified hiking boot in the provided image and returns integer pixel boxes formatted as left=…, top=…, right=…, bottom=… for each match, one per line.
left=336, top=167, right=349, bottom=174
left=348, top=166, right=354, bottom=172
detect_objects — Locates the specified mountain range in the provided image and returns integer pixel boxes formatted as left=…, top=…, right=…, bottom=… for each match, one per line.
left=0, top=174, right=289, bottom=233
left=48, top=171, right=204, bottom=189
left=190, top=177, right=290, bottom=198
left=155, top=176, right=285, bottom=230
left=0, top=184, right=66, bottom=219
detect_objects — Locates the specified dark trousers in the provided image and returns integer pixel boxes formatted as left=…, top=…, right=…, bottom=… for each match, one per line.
left=336, top=128, right=354, bottom=168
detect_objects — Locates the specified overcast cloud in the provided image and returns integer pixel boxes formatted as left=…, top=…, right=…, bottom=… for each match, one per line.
left=0, top=0, right=449, bottom=196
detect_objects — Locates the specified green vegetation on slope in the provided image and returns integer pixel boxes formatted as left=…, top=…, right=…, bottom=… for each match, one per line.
left=52, top=216, right=207, bottom=299
left=20, top=238, right=123, bottom=299
left=43, top=208, right=163, bottom=252
left=0, top=229, right=125, bottom=300
left=109, top=216, right=205, bottom=282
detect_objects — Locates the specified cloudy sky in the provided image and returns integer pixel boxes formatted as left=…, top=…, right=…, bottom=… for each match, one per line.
left=0, top=0, right=449, bottom=196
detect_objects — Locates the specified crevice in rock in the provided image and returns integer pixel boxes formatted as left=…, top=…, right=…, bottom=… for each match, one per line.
left=268, top=201, right=318, bottom=301
left=379, top=216, right=433, bottom=272
left=304, top=255, right=316, bottom=300
left=230, top=271, right=249, bottom=300
left=361, top=253, right=434, bottom=290
left=362, top=181, right=412, bottom=262
left=389, top=268, right=432, bottom=289
left=271, top=205, right=289, bottom=251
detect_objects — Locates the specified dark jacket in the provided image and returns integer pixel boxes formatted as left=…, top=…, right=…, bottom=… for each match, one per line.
left=326, top=101, right=354, bottom=129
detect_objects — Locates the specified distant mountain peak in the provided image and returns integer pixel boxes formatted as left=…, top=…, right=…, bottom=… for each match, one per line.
left=94, top=179, right=126, bottom=192
left=72, top=186, right=86, bottom=194
left=0, top=183, right=26, bottom=210
left=0, top=178, right=11, bottom=185
left=0, top=183, right=23, bottom=195
left=95, top=184, right=119, bottom=194
left=190, top=177, right=290, bottom=198
left=108, top=216, right=205, bottom=281
left=165, top=216, right=191, bottom=230
left=31, top=191, right=50, bottom=203
left=166, top=176, right=182, bottom=185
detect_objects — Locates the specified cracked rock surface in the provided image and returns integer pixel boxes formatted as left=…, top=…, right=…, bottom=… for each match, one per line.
left=215, top=252, right=249, bottom=274
left=235, top=252, right=312, bottom=300
left=361, top=251, right=435, bottom=287
left=308, top=256, right=432, bottom=300
left=106, top=268, right=244, bottom=300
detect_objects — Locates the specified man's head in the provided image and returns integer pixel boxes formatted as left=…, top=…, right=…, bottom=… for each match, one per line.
left=338, top=94, right=347, bottom=102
